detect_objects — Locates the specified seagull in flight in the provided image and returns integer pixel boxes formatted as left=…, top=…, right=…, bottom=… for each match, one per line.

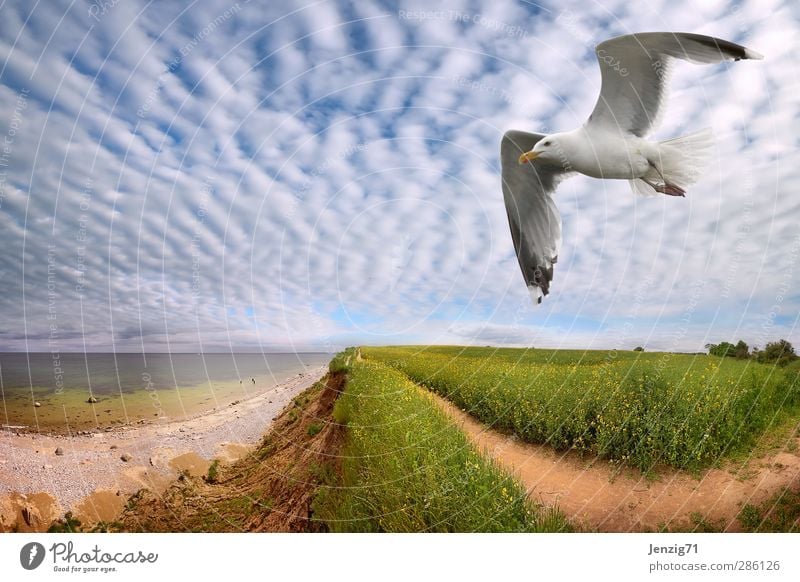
left=500, top=32, right=762, bottom=304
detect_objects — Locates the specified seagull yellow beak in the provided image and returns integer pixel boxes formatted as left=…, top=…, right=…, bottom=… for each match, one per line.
left=518, top=151, right=540, bottom=164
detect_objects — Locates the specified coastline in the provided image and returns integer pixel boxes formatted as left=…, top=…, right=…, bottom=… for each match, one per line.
left=0, top=365, right=328, bottom=531
left=0, top=353, right=332, bottom=436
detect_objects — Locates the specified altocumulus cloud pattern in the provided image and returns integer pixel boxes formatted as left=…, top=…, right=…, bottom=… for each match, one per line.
left=0, top=0, right=796, bottom=353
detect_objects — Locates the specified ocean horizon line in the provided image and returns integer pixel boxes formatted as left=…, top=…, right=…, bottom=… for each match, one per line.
left=0, top=350, right=335, bottom=355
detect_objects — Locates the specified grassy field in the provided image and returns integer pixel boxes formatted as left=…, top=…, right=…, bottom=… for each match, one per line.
left=313, top=350, right=571, bottom=532
left=738, top=485, right=800, bottom=532
left=362, top=346, right=800, bottom=471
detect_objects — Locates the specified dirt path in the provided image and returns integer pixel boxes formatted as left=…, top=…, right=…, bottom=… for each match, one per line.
left=431, top=392, right=800, bottom=532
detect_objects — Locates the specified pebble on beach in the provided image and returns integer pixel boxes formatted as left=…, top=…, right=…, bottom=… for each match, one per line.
left=0, top=365, right=328, bottom=527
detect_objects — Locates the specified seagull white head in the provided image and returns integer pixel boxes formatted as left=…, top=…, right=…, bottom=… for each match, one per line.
left=518, top=134, right=562, bottom=164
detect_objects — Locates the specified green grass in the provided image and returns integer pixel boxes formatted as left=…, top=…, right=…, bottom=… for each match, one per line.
left=738, top=486, right=800, bottom=532
left=363, top=346, right=800, bottom=472
left=205, top=459, right=220, bottom=484
left=47, top=512, right=82, bottom=533
left=328, top=347, right=357, bottom=374
left=313, top=359, right=571, bottom=532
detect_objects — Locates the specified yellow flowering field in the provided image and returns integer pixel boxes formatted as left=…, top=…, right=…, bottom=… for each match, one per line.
left=362, top=346, right=800, bottom=471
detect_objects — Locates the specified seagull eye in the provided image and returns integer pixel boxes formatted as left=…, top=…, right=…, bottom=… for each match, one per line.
left=543, top=140, right=551, bottom=146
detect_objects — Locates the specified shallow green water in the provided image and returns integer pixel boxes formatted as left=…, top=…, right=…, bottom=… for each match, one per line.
left=0, top=352, right=330, bottom=433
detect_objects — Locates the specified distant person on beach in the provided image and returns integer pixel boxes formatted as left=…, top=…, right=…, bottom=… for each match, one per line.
left=251, top=378, right=255, bottom=384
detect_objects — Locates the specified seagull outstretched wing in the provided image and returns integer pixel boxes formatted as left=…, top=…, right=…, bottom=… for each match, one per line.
left=586, top=32, right=763, bottom=137
left=500, top=130, right=568, bottom=304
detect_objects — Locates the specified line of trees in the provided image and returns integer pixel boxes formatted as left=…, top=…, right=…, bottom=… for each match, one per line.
left=705, top=339, right=798, bottom=366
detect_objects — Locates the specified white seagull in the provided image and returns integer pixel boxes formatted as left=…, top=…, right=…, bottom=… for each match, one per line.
left=500, top=32, right=762, bottom=304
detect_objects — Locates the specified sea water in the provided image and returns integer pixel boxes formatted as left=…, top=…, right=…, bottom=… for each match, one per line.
left=0, top=352, right=331, bottom=434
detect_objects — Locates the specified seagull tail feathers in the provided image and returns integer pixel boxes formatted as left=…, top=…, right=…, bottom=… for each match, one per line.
left=631, top=128, right=715, bottom=196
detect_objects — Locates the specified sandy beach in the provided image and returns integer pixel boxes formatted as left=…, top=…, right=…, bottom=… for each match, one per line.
left=0, top=365, right=328, bottom=531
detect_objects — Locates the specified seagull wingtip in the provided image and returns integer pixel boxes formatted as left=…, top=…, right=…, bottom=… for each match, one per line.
left=744, top=48, right=764, bottom=60
left=528, top=285, right=544, bottom=306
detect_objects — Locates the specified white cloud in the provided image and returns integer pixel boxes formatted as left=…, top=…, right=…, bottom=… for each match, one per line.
left=0, top=0, right=797, bottom=353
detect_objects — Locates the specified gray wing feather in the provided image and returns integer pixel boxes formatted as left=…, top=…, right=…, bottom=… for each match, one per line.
left=587, top=32, right=763, bottom=136
left=500, top=130, right=565, bottom=304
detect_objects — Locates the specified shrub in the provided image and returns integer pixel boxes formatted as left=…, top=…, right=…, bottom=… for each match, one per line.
left=706, top=342, right=736, bottom=358
left=758, top=340, right=798, bottom=366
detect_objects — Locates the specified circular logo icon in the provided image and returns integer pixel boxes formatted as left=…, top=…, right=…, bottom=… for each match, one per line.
left=20, top=542, right=46, bottom=570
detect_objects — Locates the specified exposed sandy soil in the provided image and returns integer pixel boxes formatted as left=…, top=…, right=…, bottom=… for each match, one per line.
left=115, top=372, right=345, bottom=532
left=432, top=392, right=800, bottom=532
left=0, top=366, right=328, bottom=532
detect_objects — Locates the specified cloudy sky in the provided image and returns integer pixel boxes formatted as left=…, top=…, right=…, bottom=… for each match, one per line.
left=0, top=0, right=797, bottom=353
